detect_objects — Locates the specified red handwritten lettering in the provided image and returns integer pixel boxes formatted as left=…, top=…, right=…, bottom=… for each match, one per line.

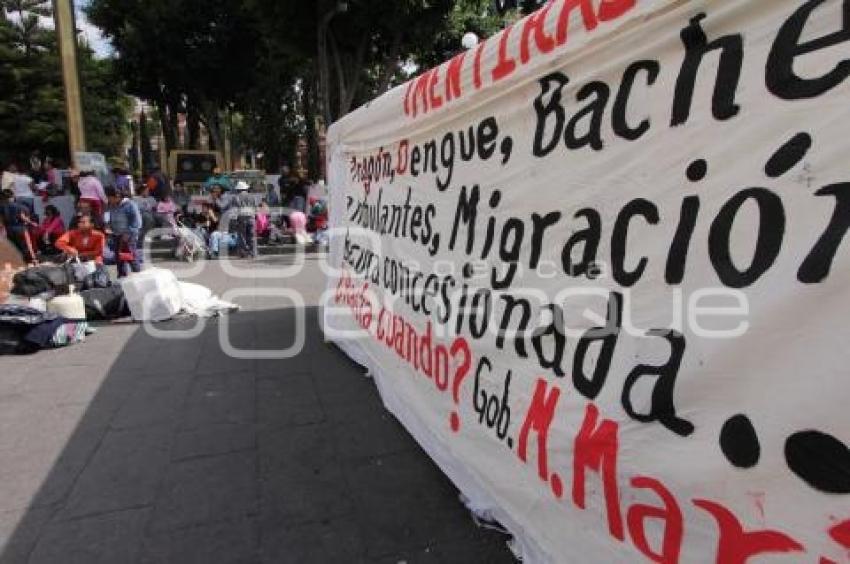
left=445, top=52, right=465, bottom=101
left=627, top=477, right=684, bottom=563
left=492, top=24, right=518, bottom=81
left=693, top=499, right=804, bottom=563
left=521, top=1, right=556, bottom=63
left=573, top=403, right=624, bottom=541
left=555, top=0, right=598, bottom=45
left=517, top=378, right=561, bottom=481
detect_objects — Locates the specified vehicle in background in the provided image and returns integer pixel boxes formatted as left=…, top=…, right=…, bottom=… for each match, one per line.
left=168, top=151, right=224, bottom=192
left=226, top=170, right=266, bottom=193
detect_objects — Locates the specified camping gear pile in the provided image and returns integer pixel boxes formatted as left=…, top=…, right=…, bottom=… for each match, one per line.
left=1, top=261, right=238, bottom=355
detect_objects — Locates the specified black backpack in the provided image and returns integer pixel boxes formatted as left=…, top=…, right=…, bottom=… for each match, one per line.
left=80, top=286, right=130, bottom=321
left=11, top=264, right=75, bottom=297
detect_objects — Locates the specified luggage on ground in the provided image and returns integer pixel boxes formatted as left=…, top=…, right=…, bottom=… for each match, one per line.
left=80, top=286, right=130, bottom=321
left=47, top=288, right=86, bottom=321
left=11, top=264, right=74, bottom=297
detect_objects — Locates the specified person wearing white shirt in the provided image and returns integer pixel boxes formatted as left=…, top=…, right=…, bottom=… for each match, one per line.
left=11, top=166, right=35, bottom=216
left=1, top=163, right=18, bottom=193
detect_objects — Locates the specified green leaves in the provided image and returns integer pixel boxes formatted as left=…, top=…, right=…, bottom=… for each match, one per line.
left=0, top=4, right=130, bottom=163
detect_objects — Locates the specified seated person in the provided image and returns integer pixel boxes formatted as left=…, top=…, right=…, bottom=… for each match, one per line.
left=288, top=211, right=312, bottom=244
left=0, top=189, right=36, bottom=264
left=194, top=203, right=218, bottom=236
left=55, top=213, right=106, bottom=264
left=25, top=204, right=65, bottom=254
left=70, top=200, right=107, bottom=231
left=155, top=194, right=179, bottom=229
left=256, top=202, right=271, bottom=241
left=308, top=198, right=328, bottom=232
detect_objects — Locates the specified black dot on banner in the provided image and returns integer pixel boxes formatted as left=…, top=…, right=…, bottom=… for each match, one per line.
left=719, top=414, right=761, bottom=469
left=490, top=190, right=502, bottom=208
left=500, top=137, right=514, bottom=165
left=463, top=263, right=474, bottom=279
left=507, top=437, right=514, bottom=449
left=785, top=431, right=850, bottom=494
left=687, top=159, right=708, bottom=182
left=765, top=132, right=812, bottom=178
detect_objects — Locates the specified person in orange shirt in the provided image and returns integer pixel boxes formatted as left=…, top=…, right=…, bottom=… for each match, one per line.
left=55, top=214, right=106, bottom=264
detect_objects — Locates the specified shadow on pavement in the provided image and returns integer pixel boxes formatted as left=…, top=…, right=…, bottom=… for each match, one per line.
left=0, top=306, right=513, bottom=564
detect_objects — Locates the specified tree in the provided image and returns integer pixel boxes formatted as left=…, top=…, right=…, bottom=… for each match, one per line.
left=0, top=0, right=52, bottom=57
left=82, top=0, right=517, bottom=176
left=412, top=0, right=513, bottom=69
left=80, top=45, right=131, bottom=157
left=87, top=0, right=261, bottom=153
left=138, top=110, right=153, bottom=169
left=0, top=0, right=66, bottom=161
left=0, top=1, right=130, bottom=163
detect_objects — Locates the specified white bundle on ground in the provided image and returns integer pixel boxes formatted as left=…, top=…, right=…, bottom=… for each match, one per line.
left=178, top=282, right=239, bottom=318
left=122, top=269, right=239, bottom=322
left=122, top=268, right=184, bottom=322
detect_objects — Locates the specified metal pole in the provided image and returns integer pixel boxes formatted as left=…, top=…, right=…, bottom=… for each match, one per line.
left=53, top=0, right=87, bottom=158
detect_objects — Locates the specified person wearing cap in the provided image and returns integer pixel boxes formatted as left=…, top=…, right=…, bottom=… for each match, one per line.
left=233, top=181, right=258, bottom=259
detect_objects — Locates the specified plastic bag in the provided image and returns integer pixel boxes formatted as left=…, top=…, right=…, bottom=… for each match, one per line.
left=71, top=258, right=96, bottom=282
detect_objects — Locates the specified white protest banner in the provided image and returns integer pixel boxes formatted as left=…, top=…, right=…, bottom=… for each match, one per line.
left=323, top=1, right=850, bottom=561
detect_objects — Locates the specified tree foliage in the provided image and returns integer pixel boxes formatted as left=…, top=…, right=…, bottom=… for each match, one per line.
left=85, top=0, right=514, bottom=174
left=87, top=0, right=261, bottom=152
left=0, top=0, right=131, bottom=164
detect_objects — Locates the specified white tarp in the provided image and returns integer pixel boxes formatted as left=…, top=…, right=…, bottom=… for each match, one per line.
left=324, top=1, right=850, bottom=562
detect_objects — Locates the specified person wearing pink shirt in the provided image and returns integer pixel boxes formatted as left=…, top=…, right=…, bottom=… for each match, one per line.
left=22, top=204, right=65, bottom=253
left=34, top=205, right=66, bottom=252
left=75, top=171, right=107, bottom=219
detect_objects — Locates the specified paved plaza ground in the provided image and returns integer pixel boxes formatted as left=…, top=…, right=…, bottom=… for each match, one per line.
left=0, top=257, right=513, bottom=563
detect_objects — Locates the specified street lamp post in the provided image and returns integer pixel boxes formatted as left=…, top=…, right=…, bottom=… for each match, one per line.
left=53, top=0, right=87, bottom=158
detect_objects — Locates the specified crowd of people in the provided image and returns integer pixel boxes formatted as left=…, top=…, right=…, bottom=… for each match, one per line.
left=0, top=157, right=178, bottom=275
left=0, top=158, right=330, bottom=270
left=198, top=164, right=328, bottom=260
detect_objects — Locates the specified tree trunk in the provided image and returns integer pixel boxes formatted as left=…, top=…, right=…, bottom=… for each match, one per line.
left=376, top=31, right=403, bottom=95
left=303, top=78, right=321, bottom=180
left=187, top=105, right=201, bottom=150
left=154, top=98, right=177, bottom=154
left=329, top=31, right=368, bottom=119
left=342, top=34, right=368, bottom=115
left=167, top=102, right=179, bottom=150
left=200, top=106, right=222, bottom=153
left=317, top=4, right=333, bottom=127
left=139, top=111, right=154, bottom=171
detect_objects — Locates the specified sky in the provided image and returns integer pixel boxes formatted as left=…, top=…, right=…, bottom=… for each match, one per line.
left=4, top=0, right=113, bottom=58
left=76, top=1, right=112, bottom=58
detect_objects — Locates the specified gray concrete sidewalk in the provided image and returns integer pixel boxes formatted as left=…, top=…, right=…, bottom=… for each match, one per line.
left=0, top=258, right=512, bottom=564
